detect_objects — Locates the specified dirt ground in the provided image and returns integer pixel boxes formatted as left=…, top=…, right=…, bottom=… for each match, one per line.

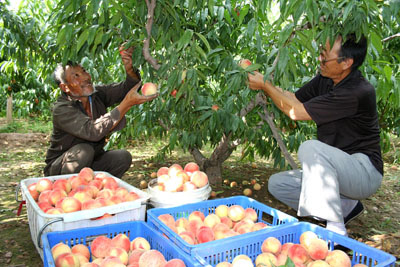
left=0, top=131, right=399, bottom=266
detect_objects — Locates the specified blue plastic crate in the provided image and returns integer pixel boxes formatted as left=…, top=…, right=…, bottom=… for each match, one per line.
left=191, top=222, right=396, bottom=267
left=147, top=195, right=298, bottom=255
left=42, top=221, right=200, bottom=267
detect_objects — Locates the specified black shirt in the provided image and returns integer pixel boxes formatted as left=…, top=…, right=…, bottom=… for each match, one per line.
left=295, top=70, right=383, bottom=175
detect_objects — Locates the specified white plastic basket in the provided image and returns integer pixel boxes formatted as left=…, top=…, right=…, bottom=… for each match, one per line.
left=17, top=172, right=149, bottom=259
left=147, top=178, right=211, bottom=208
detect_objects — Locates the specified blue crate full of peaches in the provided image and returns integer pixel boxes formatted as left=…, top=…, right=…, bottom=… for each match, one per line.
left=146, top=195, right=298, bottom=255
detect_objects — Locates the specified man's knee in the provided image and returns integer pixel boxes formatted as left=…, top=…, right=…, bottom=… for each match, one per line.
left=268, top=173, right=281, bottom=197
left=298, top=140, right=323, bottom=162
left=61, top=143, right=95, bottom=173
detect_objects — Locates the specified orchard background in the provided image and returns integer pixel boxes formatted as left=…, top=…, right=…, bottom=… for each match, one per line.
left=0, top=0, right=399, bottom=266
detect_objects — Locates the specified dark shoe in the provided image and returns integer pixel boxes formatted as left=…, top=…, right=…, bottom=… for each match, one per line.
left=344, top=201, right=364, bottom=225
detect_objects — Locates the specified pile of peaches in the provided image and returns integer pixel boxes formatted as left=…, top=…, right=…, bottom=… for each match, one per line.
left=214, top=230, right=367, bottom=267
left=150, top=162, right=209, bottom=192
left=27, top=167, right=141, bottom=217
left=50, top=234, right=186, bottom=267
left=157, top=204, right=269, bottom=245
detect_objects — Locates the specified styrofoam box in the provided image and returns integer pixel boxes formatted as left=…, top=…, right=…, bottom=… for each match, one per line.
left=191, top=222, right=396, bottom=267
left=19, top=172, right=149, bottom=259
left=42, top=221, right=200, bottom=267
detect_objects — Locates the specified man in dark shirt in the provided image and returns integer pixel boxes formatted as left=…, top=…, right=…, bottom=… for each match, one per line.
left=247, top=34, right=383, bottom=236
left=44, top=45, right=157, bottom=178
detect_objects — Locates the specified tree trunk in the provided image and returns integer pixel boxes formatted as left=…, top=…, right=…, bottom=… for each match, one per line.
left=7, top=95, right=12, bottom=124
left=202, top=160, right=223, bottom=186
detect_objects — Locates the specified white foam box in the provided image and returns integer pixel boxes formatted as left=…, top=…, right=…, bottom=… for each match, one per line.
left=18, top=172, right=149, bottom=259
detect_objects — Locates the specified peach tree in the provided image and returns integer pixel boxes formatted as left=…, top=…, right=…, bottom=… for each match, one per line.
left=3, top=0, right=399, bottom=184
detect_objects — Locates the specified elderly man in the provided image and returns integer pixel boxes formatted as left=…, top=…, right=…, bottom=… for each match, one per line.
left=248, top=34, right=383, bottom=236
left=44, top=46, right=157, bottom=178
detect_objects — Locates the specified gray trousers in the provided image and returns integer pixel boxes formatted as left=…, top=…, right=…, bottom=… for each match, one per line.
left=268, top=140, right=382, bottom=223
left=46, top=143, right=132, bottom=178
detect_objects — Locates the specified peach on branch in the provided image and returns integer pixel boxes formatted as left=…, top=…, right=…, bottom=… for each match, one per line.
left=141, top=82, right=158, bottom=96
left=211, top=104, right=219, bottom=111
left=239, top=59, right=252, bottom=69
left=171, top=89, right=178, bottom=97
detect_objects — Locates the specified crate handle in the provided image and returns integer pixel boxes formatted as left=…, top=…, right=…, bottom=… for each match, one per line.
left=193, top=254, right=211, bottom=267
left=37, top=218, right=64, bottom=249
left=15, top=184, right=22, bottom=202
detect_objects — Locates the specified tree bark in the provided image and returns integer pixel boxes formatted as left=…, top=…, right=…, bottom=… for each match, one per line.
left=7, top=95, right=12, bottom=124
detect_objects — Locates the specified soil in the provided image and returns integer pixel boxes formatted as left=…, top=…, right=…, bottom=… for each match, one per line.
left=0, top=130, right=399, bottom=266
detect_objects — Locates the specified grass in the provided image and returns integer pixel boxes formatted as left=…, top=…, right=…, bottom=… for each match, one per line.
left=0, top=117, right=52, bottom=134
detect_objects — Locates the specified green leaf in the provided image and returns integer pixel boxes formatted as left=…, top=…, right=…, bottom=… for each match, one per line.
left=76, top=28, right=90, bottom=52
left=383, top=65, right=392, bottom=82
left=195, top=32, right=211, bottom=52
left=370, top=31, right=382, bottom=55
left=177, top=29, right=194, bottom=50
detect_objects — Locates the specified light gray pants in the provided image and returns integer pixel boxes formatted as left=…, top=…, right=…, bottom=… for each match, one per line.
left=268, top=140, right=382, bottom=223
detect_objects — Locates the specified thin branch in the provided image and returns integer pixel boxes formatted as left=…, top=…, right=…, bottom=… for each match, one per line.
left=383, top=33, right=400, bottom=42
left=143, top=0, right=160, bottom=70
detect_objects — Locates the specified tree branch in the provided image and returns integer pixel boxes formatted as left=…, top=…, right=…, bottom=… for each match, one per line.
left=143, top=0, right=160, bottom=70
left=189, top=147, right=207, bottom=169
left=383, top=33, right=400, bottom=42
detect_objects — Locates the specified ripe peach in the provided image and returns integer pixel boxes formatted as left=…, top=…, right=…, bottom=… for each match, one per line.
left=75, top=253, right=89, bottom=265
left=255, top=252, right=277, bottom=267
left=55, top=252, right=80, bottom=267
left=353, top=264, right=368, bottom=267
left=234, top=220, right=254, bottom=234
left=28, top=183, right=39, bottom=201
left=100, top=256, right=126, bottom=267
left=88, top=179, right=103, bottom=190
left=51, top=242, right=72, bottom=261
left=157, top=174, right=170, bottom=185
left=38, top=201, right=53, bottom=212
left=163, top=258, right=186, bottom=267
left=261, top=237, right=282, bottom=255
left=60, top=197, right=82, bottom=213
left=114, top=187, right=129, bottom=198
left=244, top=208, right=258, bottom=222
left=243, top=188, right=252, bottom=196
left=307, top=260, right=331, bottom=267
left=81, top=263, right=100, bottom=267
left=288, top=244, right=310, bottom=264
left=300, top=231, right=318, bottom=248
left=128, top=249, right=146, bottom=265
left=281, top=242, right=295, bottom=256
left=253, top=183, right=261, bottom=191
left=157, top=167, right=169, bottom=177
left=46, top=207, right=64, bottom=214
left=108, top=195, right=123, bottom=205
left=306, top=238, right=328, bottom=260
left=71, top=244, right=90, bottom=260
left=69, top=176, right=88, bottom=190
left=187, top=220, right=204, bottom=237
left=227, top=205, right=245, bottom=222
left=211, top=104, right=219, bottom=111
left=158, top=214, right=176, bottom=228
left=188, top=211, right=205, bottom=222
left=175, top=217, right=189, bottom=229
left=111, top=233, right=131, bottom=252
left=36, top=178, right=53, bottom=193
left=182, top=181, right=197, bottom=191
left=175, top=170, right=190, bottom=183
left=276, top=253, right=288, bottom=266
left=168, top=164, right=184, bottom=177
left=232, top=254, right=254, bottom=267
left=251, top=222, right=268, bottom=232
left=97, top=189, right=114, bottom=199
left=78, top=167, right=95, bottom=182
left=215, top=205, right=229, bottom=218
left=220, top=216, right=233, bottom=228
left=87, top=185, right=99, bottom=198
left=179, top=231, right=196, bottom=245
left=196, top=226, right=215, bottom=243
left=91, top=236, right=112, bottom=258
left=141, top=82, right=158, bottom=96
left=239, top=59, right=252, bottom=69
left=325, top=249, right=351, bottom=267
left=124, top=191, right=140, bottom=202
left=102, top=178, right=119, bottom=190
left=171, top=89, right=178, bottom=97
left=164, top=175, right=185, bottom=192
left=38, top=189, right=52, bottom=204
left=204, top=214, right=221, bottom=228
left=212, top=222, right=230, bottom=233
left=130, top=237, right=151, bottom=251
left=138, top=249, right=166, bottom=267
left=184, top=162, right=200, bottom=173
left=190, top=171, right=208, bottom=188
left=216, top=262, right=232, bottom=267
left=107, top=246, right=128, bottom=265
left=49, top=189, right=68, bottom=206
left=72, top=191, right=92, bottom=204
